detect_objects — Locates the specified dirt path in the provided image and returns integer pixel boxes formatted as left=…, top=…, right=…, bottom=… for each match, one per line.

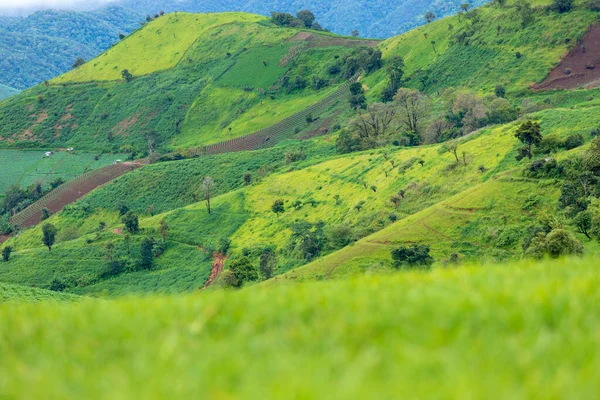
left=202, top=252, right=227, bottom=290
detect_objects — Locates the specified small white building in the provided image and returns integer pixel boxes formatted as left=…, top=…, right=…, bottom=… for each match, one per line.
left=44, top=151, right=53, bottom=157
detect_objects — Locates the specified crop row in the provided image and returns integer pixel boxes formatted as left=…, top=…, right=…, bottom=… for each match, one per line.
left=188, top=80, right=354, bottom=156
left=9, top=163, right=137, bottom=228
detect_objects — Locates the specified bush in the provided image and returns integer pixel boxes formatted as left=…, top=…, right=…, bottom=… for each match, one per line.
left=391, top=245, right=434, bottom=269
left=564, top=134, right=585, bottom=150
left=552, top=0, right=574, bottom=12
left=526, top=229, right=584, bottom=259
left=229, top=257, right=259, bottom=286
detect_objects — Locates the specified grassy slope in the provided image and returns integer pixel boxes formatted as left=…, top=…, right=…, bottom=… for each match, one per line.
left=0, top=282, right=78, bottom=303
left=365, top=0, right=598, bottom=96
left=52, top=13, right=265, bottom=83
left=0, top=15, right=357, bottom=151
left=1, top=256, right=600, bottom=398
left=3, top=97, right=600, bottom=293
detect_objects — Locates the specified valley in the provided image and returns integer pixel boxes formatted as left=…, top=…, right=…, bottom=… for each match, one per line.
left=1, top=0, right=600, bottom=396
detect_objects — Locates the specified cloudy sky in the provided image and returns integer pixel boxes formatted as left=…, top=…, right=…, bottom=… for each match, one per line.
left=0, top=0, right=114, bottom=13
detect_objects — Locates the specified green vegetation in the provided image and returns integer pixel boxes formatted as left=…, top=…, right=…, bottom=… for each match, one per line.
left=0, top=282, right=78, bottom=303
left=1, top=256, right=600, bottom=397
left=0, top=6, right=143, bottom=89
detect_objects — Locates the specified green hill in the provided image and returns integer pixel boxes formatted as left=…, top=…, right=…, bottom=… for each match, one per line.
left=1, top=1, right=600, bottom=295
left=0, top=84, right=19, bottom=100
left=1, top=256, right=599, bottom=398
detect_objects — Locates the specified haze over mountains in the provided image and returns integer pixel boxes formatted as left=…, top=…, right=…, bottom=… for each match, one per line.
left=0, top=0, right=488, bottom=90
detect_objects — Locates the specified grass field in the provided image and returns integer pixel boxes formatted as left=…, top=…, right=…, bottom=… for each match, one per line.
left=0, top=150, right=126, bottom=195
left=52, top=13, right=265, bottom=83
left=0, top=282, right=78, bottom=303
left=1, top=256, right=599, bottom=398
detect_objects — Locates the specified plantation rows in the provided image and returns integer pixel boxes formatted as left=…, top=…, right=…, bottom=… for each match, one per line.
left=188, top=80, right=354, bottom=156
left=9, top=163, right=141, bottom=228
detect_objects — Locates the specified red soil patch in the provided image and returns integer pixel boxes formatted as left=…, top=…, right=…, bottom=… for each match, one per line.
left=535, top=25, right=600, bottom=90
left=111, top=114, right=140, bottom=137
left=0, top=233, right=11, bottom=245
left=290, top=32, right=381, bottom=48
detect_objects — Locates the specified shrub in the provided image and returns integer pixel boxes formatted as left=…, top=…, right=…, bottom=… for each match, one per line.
left=122, top=211, right=139, bottom=234
left=391, top=245, right=434, bottom=269
left=2, top=246, right=12, bottom=262
left=525, top=229, right=584, bottom=259
left=229, top=257, right=259, bottom=286
left=564, top=134, right=585, bottom=150
left=552, top=0, right=574, bottom=12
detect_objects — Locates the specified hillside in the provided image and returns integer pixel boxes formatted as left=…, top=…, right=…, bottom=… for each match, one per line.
left=117, top=0, right=490, bottom=38
left=0, top=2, right=597, bottom=153
left=1, top=1, right=600, bottom=295
left=0, top=6, right=143, bottom=89
left=0, top=282, right=78, bottom=303
left=0, top=84, right=19, bottom=100
left=1, top=256, right=600, bottom=398
left=0, top=12, right=378, bottom=152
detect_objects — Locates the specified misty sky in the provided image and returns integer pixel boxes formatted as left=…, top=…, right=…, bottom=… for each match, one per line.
left=0, top=0, right=114, bottom=12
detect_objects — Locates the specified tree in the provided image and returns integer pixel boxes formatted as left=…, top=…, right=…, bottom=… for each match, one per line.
left=515, top=121, right=543, bottom=160
left=72, top=58, right=86, bottom=69
left=119, top=33, right=126, bottom=40
left=42, top=223, right=57, bottom=251
left=586, top=0, right=600, bottom=11
left=159, top=219, right=169, bottom=241
left=424, top=11, right=436, bottom=23
left=202, top=177, right=214, bottom=214
left=349, top=82, right=367, bottom=109
left=121, top=211, right=139, bottom=234
left=495, top=85, right=506, bottom=98
left=230, top=257, right=259, bottom=285
left=583, top=137, right=600, bottom=174
left=2, top=246, right=12, bottom=262
left=425, top=118, right=454, bottom=143
left=243, top=172, right=252, bottom=185
left=394, top=88, right=430, bottom=134
left=526, top=229, right=584, bottom=259
left=443, top=141, right=460, bottom=163
left=272, top=199, right=285, bottom=217
left=41, top=207, right=52, bottom=221
left=270, top=12, right=295, bottom=26
left=352, top=30, right=360, bottom=37
left=296, top=10, right=315, bottom=28
left=259, top=248, right=277, bottom=280
left=516, top=1, right=534, bottom=27
left=121, top=69, right=133, bottom=82
left=552, top=0, right=574, bottom=12
left=351, top=103, right=397, bottom=141
left=140, top=238, right=154, bottom=270
left=220, top=269, right=239, bottom=288
left=573, top=211, right=593, bottom=239
left=460, top=3, right=471, bottom=12
left=382, top=56, right=405, bottom=102
left=391, top=244, right=434, bottom=268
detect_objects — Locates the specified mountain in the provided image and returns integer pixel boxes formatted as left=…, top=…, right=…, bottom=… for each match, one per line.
left=118, top=0, right=490, bottom=38
left=0, top=84, right=19, bottom=100
left=1, top=1, right=600, bottom=295
left=0, top=6, right=144, bottom=89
